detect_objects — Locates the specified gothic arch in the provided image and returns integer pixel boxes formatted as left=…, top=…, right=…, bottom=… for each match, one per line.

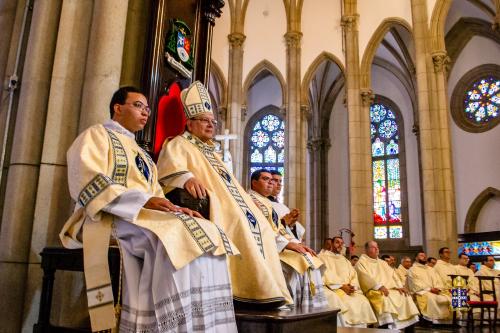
left=429, top=0, right=453, bottom=52
left=241, top=104, right=284, bottom=188
left=209, top=60, right=228, bottom=107
left=445, top=17, right=500, bottom=76
left=464, top=187, right=500, bottom=233
left=242, top=60, right=287, bottom=107
left=301, top=52, right=345, bottom=106
left=360, top=18, right=413, bottom=88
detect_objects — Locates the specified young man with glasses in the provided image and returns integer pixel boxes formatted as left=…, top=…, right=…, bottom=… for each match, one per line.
left=157, top=81, right=293, bottom=309
left=60, top=86, right=237, bottom=332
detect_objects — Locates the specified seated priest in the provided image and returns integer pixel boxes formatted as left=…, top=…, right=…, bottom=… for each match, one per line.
left=59, top=86, right=238, bottom=332
left=318, top=236, right=377, bottom=327
left=476, top=255, right=500, bottom=315
left=455, top=253, right=479, bottom=301
left=433, top=247, right=457, bottom=290
left=355, top=241, right=419, bottom=330
left=320, top=238, right=333, bottom=255
left=268, top=170, right=305, bottom=241
left=156, top=81, right=293, bottom=308
left=248, top=169, right=329, bottom=309
left=396, top=256, right=413, bottom=287
left=407, top=251, right=452, bottom=324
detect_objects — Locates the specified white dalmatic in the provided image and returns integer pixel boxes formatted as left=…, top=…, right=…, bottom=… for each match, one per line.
left=215, top=129, right=237, bottom=174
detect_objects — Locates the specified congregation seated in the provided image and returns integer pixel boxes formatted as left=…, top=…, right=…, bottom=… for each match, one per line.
left=318, top=236, right=377, bottom=327
left=248, top=169, right=329, bottom=310
left=407, top=251, right=452, bottom=324
left=355, top=241, right=420, bottom=330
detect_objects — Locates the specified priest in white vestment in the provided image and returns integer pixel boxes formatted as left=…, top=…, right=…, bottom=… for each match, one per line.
left=248, top=169, right=329, bottom=310
left=433, top=247, right=457, bottom=290
left=455, top=253, right=479, bottom=300
left=396, top=256, right=413, bottom=287
left=60, top=87, right=237, bottom=332
left=157, top=81, right=292, bottom=308
left=407, top=251, right=452, bottom=324
left=476, top=255, right=500, bottom=315
left=355, top=241, right=419, bottom=329
left=268, top=170, right=305, bottom=241
left=318, top=237, right=377, bottom=327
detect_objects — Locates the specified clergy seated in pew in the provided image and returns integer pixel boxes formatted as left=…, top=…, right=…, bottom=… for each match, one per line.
left=248, top=169, right=330, bottom=310
left=320, top=238, right=334, bottom=255
left=268, top=170, right=306, bottom=242
left=475, top=255, right=500, bottom=316
left=355, top=241, right=420, bottom=330
left=156, top=81, right=293, bottom=309
left=59, top=86, right=238, bottom=333
left=318, top=236, right=377, bottom=327
left=455, top=253, right=480, bottom=303
left=427, top=257, right=437, bottom=268
left=407, top=251, right=452, bottom=324
left=350, top=255, right=359, bottom=267
left=433, top=247, right=457, bottom=290
left=396, top=256, right=413, bottom=288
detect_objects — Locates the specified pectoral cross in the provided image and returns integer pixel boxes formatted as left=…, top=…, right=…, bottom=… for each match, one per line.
left=215, top=129, right=237, bottom=174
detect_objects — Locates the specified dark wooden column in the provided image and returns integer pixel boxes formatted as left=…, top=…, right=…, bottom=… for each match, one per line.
left=193, top=0, right=224, bottom=84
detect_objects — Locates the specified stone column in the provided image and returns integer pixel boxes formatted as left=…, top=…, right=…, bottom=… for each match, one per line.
left=284, top=30, right=303, bottom=211
left=78, top=0, right=130, bottom=132
left=411, top=0, right=457, bottom=257
left=227, top=32, right=245, bottom=181
left=21, top=0, right=94, bottom=329
left=0, top=1, right=62, bottom=331
left=342, top=1, right=372, bottom=252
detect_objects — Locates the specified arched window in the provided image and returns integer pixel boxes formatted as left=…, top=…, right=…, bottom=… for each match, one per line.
left=451, top=64, right=500, bottom=133
left=370, top=101, right=405, bottom=240
left=249, top=113, right=285, bottom=177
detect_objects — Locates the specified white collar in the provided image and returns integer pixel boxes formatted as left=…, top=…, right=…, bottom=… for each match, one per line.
left=103, top=119, right=135, bottom=139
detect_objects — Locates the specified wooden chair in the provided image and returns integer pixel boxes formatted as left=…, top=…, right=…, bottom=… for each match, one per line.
left=467, top=275, right=498, bottom=329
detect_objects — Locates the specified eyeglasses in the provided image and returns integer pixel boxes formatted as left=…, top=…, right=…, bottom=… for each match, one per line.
left=192, top=117, right=218, bottom=126
left=125, top=101, right=150, bottom=115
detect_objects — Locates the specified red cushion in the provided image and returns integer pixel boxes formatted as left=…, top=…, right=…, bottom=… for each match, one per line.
left=153, top=82, right=186, bottom=161
left=467, top=300, right=498, bottom=306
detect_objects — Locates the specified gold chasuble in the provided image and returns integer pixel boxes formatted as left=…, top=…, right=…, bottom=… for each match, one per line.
left=355, top=254, right=419, bottom=328
left=157, top=131, right=292, bottom=306
left=407, top=263, right=452, bottom=322
left=248, top=190, right=324, bottom=274
left=60, top=125, right=236, bottom=331
left=318, top=251, right=377, bottom=326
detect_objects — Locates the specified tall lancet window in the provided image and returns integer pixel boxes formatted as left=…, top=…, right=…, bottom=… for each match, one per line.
left=249, top=114, right=285, bottom=176
left=371, top=102, right=404, bottom=240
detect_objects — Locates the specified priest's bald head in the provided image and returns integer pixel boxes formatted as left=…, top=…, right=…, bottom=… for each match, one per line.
left=364, top=241, right=379, bottom=259
left=182, top=81, right=217, bottom=142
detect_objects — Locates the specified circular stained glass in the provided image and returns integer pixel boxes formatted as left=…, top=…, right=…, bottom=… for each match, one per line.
left=370, top=104, right=387, bottom=123
left=251, top=130, right=269, bottom=148
left=249, top=112, right=285, bottom=182
left=464, top=77, right=500, bottom=124
left=378, top=119, right=397, bottom=139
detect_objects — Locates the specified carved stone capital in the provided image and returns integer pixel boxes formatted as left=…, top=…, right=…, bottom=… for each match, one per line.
left=217, top=106, right=227, bottom=122
left=307, top=137, right=331, bottom=152
left=300, top=104, right=311, bottom=121
left=280, top=104, right=287, bottom=117
left=228, top=32, right=246, bottom=47
left=341, top=15, right=359, bottom=32
left=240, top=104, right=247, bottom=121
left=431, top=51, right=450, bottom=74
left=360, top=88, right=374, bottom=107
left=284, top=31, right=302, bottom=48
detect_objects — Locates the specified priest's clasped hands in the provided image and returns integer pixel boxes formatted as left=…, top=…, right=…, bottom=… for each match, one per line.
left=379, top=285, right=410, bottom=296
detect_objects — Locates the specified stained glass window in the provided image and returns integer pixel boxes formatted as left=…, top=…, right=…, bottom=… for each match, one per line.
left=464, top=77, right=500, bottom=124
left=370, top=103, right=403, bottom=239
left=249, top=114, right=286, bottom=178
